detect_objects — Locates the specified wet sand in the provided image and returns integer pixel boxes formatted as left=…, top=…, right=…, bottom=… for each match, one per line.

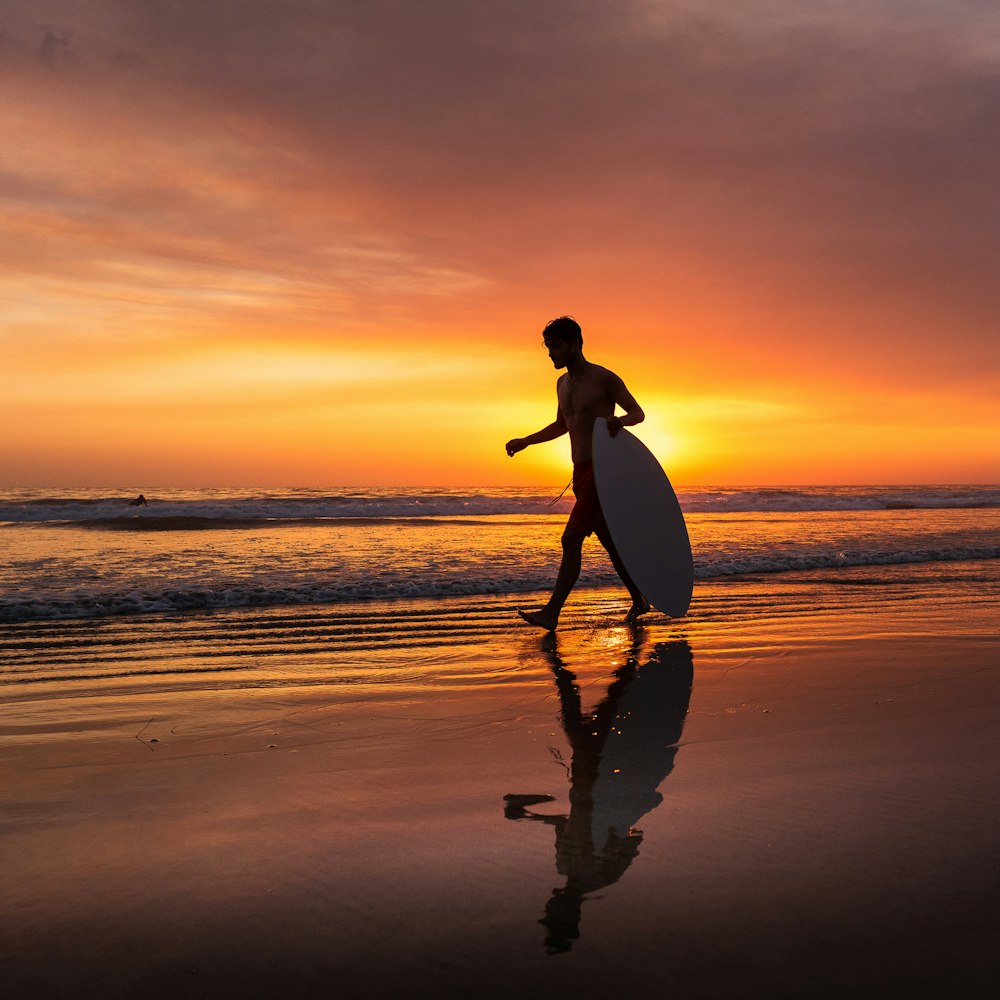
left=2, top=575, right=999, bottom=998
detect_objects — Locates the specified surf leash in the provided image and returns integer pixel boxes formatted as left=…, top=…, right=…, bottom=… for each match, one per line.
left=547, top=477, right=573, bottom=507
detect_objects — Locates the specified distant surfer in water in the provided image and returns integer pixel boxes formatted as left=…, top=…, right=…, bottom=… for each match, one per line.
left=505, top=316, right=649, bottom=629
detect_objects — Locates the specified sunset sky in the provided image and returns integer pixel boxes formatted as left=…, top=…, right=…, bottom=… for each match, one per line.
left=2, top=1, right=997, bottom=487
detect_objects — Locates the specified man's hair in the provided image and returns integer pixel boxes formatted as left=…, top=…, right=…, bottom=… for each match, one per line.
left=542, top=316, right=583, bottom=347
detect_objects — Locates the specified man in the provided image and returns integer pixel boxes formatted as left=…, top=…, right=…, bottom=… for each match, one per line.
left=505, top=316, right=649, bottom=629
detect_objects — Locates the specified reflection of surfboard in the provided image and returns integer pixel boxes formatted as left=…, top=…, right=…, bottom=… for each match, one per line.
left=592, top=417, right=693, bottom=618
left=591, top=641, right=693, bottom=841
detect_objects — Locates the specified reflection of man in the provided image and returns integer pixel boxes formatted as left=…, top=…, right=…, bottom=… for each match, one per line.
left=505, top=316, right=648, bottom=630
left=505, top=633, right=694, bottom=953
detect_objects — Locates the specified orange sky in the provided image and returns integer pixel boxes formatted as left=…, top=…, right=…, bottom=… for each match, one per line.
left=2, top=1, right=998, bottom=487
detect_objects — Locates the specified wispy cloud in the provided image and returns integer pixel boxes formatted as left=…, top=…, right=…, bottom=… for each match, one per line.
left=4, top=2, right=997, bottom=338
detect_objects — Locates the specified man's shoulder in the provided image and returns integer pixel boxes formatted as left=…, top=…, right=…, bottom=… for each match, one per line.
left=591, top=363, right=622, bottom=383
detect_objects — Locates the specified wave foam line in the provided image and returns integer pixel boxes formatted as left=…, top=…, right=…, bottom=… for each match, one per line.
left=2, top=485, right=999, bottom=525
left=0, top=582, right=954, bottom=684
left=0, top=584, right=876, bottom=647
left=0, top=583, right=923, bottom=655
left=3, top=546, right=999, bottom=625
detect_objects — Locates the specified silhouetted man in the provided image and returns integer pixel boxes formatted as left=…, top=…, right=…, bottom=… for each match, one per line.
left=505, top=316, right=647, bottom=629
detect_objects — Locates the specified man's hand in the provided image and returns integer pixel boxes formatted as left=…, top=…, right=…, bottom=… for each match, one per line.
left=606, top=416, right=624, bottom=438
left=505, top=438, right=527, bottom=457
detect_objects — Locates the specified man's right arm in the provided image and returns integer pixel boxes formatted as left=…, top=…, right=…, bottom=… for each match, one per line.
left=505, top=406, right=567, bottom=457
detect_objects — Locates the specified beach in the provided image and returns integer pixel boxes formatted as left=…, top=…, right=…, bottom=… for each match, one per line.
left=3, top=556, right=999, bottom=997
left=7, top=0, right=999, bottom=993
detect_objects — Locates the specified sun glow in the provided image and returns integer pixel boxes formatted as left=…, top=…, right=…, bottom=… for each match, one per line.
left=627, top=411, right=686, bottom=472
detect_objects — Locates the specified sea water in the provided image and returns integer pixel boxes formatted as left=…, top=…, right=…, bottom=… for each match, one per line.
left=2, top=485, right=998, bottom=623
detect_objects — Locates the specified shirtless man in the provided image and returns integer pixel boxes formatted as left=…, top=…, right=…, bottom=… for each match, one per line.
left=505, top=316, right=650, bottom=630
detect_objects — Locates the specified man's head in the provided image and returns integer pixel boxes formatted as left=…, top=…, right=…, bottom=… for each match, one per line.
left=542, top=316, right=583, bottom=370
left=542, top=316, right=582, bottom=348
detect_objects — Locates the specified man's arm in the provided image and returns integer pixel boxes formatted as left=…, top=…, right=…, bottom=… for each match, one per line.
left=605, top=373, right=644, bottom=437
left=505, top=405, right=568, bottom=457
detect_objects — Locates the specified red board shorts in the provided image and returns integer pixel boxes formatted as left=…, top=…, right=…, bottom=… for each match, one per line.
left=565, top=462, right=613, bottom=546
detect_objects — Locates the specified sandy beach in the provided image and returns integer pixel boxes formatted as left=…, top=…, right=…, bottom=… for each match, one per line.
left=2, top=569, right=999, bottom=998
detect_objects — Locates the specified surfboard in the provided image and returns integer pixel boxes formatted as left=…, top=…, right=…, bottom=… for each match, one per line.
left=591, top=417, right=693, bottom=618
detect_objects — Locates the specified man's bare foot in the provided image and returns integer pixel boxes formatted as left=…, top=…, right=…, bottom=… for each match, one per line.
left=517, top=608, right=559, bottom=631
left=624, top=597, right=651, bottom=623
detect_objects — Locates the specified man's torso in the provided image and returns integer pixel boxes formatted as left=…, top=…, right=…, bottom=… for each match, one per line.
left=557, top=364, right=617, bottom=465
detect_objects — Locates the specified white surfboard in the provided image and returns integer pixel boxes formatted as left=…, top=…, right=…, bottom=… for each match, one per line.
left=592, top=417, right=693, bottom=618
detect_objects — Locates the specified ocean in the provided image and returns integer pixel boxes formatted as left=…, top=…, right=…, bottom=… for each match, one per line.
left=2, top=485, right=998, bottom=623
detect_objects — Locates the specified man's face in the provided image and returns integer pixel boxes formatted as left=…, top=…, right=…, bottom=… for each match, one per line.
left=544, top=336, right=573, bottom=369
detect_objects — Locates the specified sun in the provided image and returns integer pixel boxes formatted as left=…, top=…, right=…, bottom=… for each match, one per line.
left=628, top=414, right=686, bottom=470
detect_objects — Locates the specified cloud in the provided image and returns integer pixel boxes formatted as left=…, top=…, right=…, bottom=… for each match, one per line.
left=2, top=2, right=998, bottom=371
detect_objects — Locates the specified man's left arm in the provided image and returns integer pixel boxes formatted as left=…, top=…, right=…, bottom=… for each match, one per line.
left=606, top=373, right=645, bottom=437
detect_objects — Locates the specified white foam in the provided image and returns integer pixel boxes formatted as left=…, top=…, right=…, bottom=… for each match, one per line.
left=1, top=485, right=998, bottom=525
left=2, top=546, right=997, bottom=623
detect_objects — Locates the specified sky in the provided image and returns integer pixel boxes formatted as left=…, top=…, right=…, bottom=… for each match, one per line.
left=2, top=0, right=998, bottom=487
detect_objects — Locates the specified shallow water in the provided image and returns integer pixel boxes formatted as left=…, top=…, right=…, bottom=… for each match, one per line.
left=4, top=502, right=999, bottom=621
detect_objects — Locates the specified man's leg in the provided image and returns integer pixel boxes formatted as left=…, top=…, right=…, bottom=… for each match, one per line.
left=597, top=528, right=650, bottom=622
left=517, top=528, right=585, bottom=630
